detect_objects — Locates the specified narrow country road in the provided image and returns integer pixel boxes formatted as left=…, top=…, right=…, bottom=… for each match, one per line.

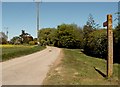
left=1, top=46, right=61, bottom=85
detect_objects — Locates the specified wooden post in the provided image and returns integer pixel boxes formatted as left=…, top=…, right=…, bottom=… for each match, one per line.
left=107, top=14, right=113, bottom=78
left=103, top=14, right=113, bottom=78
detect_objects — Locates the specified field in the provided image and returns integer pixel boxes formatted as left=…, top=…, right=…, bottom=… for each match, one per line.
left=43, top=49, right=120, bottom=85
left=0, top=45, right=46, bottom=62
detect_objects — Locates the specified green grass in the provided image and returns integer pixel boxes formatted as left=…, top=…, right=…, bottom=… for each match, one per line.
left=0, top=45, right=46, bottom=62
left=43, top=49, right=119, bottom=85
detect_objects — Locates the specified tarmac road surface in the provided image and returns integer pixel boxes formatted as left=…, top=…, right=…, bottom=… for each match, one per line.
left=1, top=46, right=61, bottom=85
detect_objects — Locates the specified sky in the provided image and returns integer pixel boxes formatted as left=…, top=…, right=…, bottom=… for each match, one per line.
left=1, top=0, right=120, bottom=2
left=1, top=1, right=119, bottom=40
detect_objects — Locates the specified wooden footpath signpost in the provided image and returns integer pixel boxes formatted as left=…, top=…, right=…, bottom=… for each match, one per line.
left=103, top=14, right=113, bottom=78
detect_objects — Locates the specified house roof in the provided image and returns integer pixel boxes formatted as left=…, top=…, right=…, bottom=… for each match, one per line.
left=0, top=32, right=7, bottom=39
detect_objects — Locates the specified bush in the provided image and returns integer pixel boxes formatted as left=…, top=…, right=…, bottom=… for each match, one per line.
left=54, top=24, right=83, bottom=48
left=38, top=28, right=57, bottom=46
left=113, top=24, right=120, bottom=63
left=84, top=29, right=107, bottom=58
left=29, top=41, right=37, bottom=45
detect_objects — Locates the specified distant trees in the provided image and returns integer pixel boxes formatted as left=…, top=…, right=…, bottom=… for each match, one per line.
left=83, top=14, right=100, bottom=37
left=114, top=12, right=120, bottom=23
left=83, top=14, right=100, bottom=39
left=38, top=24, right=83, bottom=48
left=83, top=14, right=100, bottom=52
left=19, top=30, right=33, bottom=44
left=10, top=36, right=21, bottom=44
left=8, top=13, right=119, bottom=63
left=38, top=14, right=119, bottom=63
left=38, top=15, right=101, bottom=49
left=38, top=28, right=57, bottom=46
left=86, top=14, right=100, bottom=30
left=29, top=38, right=38, bottom=45
left=54, top=24, right=83, bottom=48
left=10, top=30, right=33, bottom=44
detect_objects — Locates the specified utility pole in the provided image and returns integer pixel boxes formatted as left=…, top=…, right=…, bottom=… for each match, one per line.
left=34, top=0, right=40, bottom=44
left=37, top=1, right=40, bottom=44
left=103, top=14, right=113, bottom=78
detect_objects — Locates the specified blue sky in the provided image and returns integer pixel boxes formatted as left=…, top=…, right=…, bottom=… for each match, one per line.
left=1, top=0, right=120, bottom=2
left=0, top=2, right=2, bottom=34
left=2, top=2, right=119, bottom=40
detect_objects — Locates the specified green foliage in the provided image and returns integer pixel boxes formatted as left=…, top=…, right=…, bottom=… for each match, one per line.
left=84, top=29, right=107, bottom=58
left=83, top=24, right=120, bottom=63
left=114, top=24, right=120, bottom=44
left=29, top=41, right=37, bottom=45
left=10, top=36, right=21, bottom=44
left=43, top=49, right=119, bottom=85
left=54, top=24, right=83, bottom=48
left=24, top=36, right=33, bottom=44
left=10, top=30, right=34, bottom=44
left=37, top=17, right=119, bottom=62
left=113, top=24, right=120, bottom=63
left=19, top=30, right=33, bottom=44
left=114, top=12, right=120, bottom=22
left=86, top=14, right=100, bottom=29
left=83, top=25, right=94, bottom=39
left=38, top=28, right=57, bottom=46
left=38, top=24, right=83, bottom=48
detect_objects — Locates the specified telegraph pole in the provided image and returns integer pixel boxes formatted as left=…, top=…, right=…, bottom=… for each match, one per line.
left=34, top=0, right=40, bottom=44
left=37, top=2, right=40, bottom=44
left=103, top=14, right=113, bottom=78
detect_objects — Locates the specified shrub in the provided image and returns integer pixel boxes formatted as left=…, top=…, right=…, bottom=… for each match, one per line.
left=54, top=24, right=83, bottom=48
left=113, top=24, right=120, bottom=63
left=38, top=28, right=57, bottom=46
left=29, top=41, right=36, bottom=45
left=84, top=29, right=107, bottom=58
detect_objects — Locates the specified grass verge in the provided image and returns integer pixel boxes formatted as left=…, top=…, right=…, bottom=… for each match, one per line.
left=0, top=45, right=46, bottom=62
left=43, top=48, right=119, bottom=85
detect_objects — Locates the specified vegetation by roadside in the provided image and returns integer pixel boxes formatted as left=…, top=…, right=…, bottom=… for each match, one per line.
left=43, top=48, right=119, bottom=85
left=0, top=45, right=46, bottom=62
